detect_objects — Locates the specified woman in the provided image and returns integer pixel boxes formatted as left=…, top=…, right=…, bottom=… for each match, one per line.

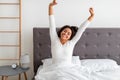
left=49, top=0, right=94, bottom=65
left=35, top=0, right=95, bottom=80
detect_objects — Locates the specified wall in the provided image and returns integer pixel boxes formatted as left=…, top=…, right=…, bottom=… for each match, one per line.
left=0, top=0, right=120, bottom=80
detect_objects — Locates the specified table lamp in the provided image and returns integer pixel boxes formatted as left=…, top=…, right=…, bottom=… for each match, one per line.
left=20, top=54, right=30, bottom=69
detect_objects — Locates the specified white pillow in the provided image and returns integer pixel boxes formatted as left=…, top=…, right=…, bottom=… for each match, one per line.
left=42, top=56, right=81, bottom=68
left=41, top=58, right=52, bottom=68
left=81, top=59, right=119, bottom=72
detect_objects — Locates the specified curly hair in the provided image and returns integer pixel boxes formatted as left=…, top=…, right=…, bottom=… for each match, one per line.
left=57, top=25, right=78, bottom=40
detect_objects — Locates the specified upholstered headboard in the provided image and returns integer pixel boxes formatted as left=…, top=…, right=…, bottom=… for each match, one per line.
left=33, top=28, right=120, bottom=74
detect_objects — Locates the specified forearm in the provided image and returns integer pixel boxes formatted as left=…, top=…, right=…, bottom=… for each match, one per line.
left=48, top=0, right=57, bottom=15
left=49, top=6, right=53, bottom=15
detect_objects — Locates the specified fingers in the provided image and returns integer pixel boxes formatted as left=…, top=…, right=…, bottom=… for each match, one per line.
left=89, top=7, right=94, bottom=16
left=89, top=8, right=94, bottom=12
left=53, top=0, right=57, bottom=4
left=49, top=0, right=57, bottom=7
left=90, top=7, right=93, bottom=10
left=53, top=0, right=57, bottom=3
left=89, top=7, right=94, bottom=13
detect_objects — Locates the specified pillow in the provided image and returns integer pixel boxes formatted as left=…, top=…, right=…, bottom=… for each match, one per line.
left=81, top=59, right=119, bottom=72
left=41, top=58, right=52, bottom=68
left=42, top=56, right=81, bottom=68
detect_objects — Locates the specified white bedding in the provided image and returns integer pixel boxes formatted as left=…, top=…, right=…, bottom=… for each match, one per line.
left=35, top=64, right=120, bottom=80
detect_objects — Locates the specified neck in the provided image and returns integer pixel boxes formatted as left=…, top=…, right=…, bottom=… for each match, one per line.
left=60, top=38, right=68, bottom=45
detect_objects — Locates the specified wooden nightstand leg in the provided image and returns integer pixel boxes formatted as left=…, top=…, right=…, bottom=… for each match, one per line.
left=24, top=72, right=27, bottom=80
left=3, top=76, right=8, bottom=80
left=2, top=76, right=4, bottom=80
left=19, top=74, right=21, bottom=80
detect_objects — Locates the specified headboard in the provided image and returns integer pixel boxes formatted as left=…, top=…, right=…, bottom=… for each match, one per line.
left=33, top=28, right=120, bottom=74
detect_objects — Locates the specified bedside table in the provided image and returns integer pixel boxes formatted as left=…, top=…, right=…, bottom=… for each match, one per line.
left=0, top=65, right=29, bottom=80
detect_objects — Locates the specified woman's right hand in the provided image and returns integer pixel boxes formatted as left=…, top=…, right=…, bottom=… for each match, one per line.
left=49, top=0, right=57, bottom=7
left=49, top=0, right=57, bottom=15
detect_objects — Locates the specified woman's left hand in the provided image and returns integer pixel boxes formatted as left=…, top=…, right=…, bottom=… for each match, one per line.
left=89, top=8, right=94, bottom=16
left=88, top=7, right=94, bottom=21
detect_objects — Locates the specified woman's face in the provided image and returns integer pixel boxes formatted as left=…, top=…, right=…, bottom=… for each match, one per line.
left=60, top=28, right=72, bottom=41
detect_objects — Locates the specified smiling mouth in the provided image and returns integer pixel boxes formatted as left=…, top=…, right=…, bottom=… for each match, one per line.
left=62, top=35, right=68, bottom=39
left=62, top=36, right=66, bottom=38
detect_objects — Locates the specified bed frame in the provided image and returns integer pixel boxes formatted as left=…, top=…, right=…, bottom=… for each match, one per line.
left=33, top=28, right=120, bottom=75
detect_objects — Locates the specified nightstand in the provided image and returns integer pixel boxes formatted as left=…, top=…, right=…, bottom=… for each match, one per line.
left=0, top=65, right=29, bottom=80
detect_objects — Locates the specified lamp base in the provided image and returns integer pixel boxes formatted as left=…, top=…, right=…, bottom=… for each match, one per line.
left=21, top=63, right=29, bottom=69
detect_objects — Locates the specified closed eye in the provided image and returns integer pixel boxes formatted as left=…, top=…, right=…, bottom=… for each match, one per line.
left=68, top=32, right=71, bottom=35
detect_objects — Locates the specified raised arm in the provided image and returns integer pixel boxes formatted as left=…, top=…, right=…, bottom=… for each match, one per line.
left=71, top=8, right=95, bottom=44
left=49, top=0, right=58, bottom=41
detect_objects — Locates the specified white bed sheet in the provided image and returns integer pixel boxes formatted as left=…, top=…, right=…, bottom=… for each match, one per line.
left=35, top=64, right=120, bottom=80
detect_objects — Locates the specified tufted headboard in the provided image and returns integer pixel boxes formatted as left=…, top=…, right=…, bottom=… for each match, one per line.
left=33, top=28, right=120, bottom=74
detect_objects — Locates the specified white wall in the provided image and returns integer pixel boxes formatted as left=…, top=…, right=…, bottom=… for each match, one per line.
left=0, top=0, right=120, bottom=80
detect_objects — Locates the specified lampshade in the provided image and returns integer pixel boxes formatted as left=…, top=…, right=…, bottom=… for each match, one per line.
left=20, top=54, right=30, bottom=64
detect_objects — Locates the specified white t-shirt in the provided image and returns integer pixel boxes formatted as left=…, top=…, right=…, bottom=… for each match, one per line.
left=49, top=15, right=90, bottom=64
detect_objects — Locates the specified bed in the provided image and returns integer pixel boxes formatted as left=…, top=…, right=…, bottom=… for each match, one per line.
left=33, top=28, right=120, bottom=80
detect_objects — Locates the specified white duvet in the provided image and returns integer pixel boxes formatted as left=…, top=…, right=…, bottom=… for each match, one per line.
left=35, top=64, right=120, bottom=80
